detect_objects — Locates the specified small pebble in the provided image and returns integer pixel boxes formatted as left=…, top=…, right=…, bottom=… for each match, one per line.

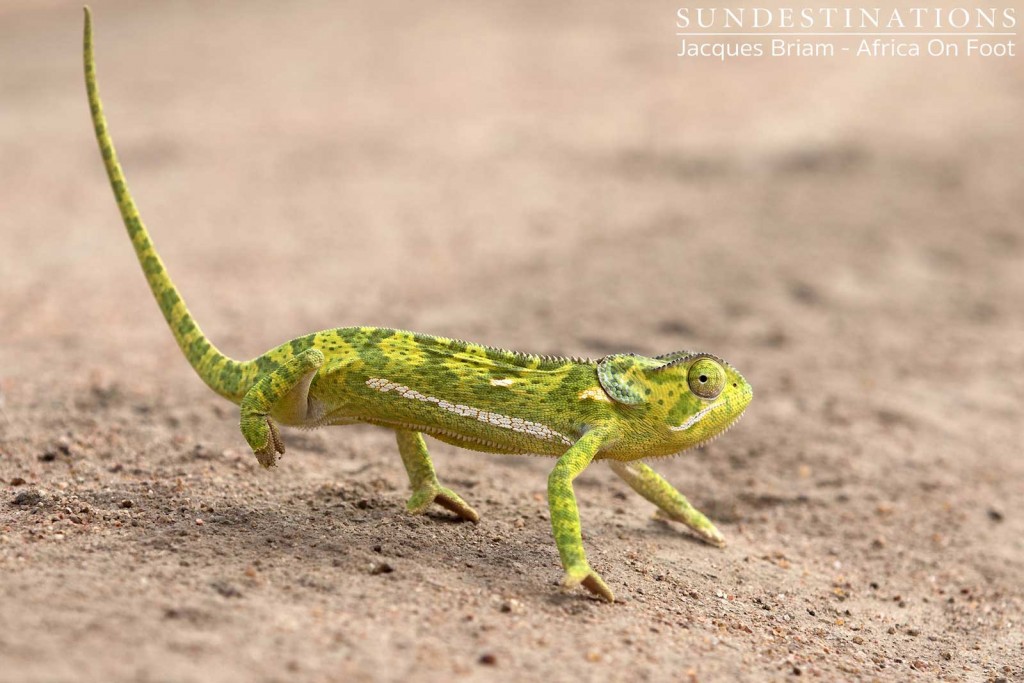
left=500, top=599, right=522, bottom=614
left=210, top=581, right=243, bottom=598
left=10, top=477, right=26, bottom=487
left=478, top=653, right=497, bottom=666
left=11, top=491, right=43, bottom=506
left=119, top=499, right=134, bottom=509
left=370, top=562, right=394, bottom=575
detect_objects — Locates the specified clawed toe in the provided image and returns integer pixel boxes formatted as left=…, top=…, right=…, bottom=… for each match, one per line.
left=252, top=418, right=285, bottom=468
left=407, top=485, right=479, bottom=523
left=654, top=510, right=726, bottom=547
left=562, top=565, right=615, bottom=602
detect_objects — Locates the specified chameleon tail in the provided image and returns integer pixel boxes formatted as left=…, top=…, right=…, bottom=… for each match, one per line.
left=83, top=7, right=253, bottom=402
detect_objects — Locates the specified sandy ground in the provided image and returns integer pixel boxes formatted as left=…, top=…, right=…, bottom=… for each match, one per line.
left=1, top=1, right=1023, bottom=681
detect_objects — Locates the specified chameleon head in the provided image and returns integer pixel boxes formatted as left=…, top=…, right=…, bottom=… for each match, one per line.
left=657, top=352, right=752, bottom=451
left=597, top=351, right=753, bottom=452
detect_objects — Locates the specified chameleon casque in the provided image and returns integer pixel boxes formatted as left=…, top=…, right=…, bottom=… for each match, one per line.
left=82, top=8, right=752, bottom=602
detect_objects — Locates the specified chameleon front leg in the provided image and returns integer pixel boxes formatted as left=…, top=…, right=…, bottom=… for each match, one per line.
left=395, top=430, right=479, bottom=523
left=240, top=348, right=324, bottom=467
left=549, top=429, right=614, bottom=602
left=608, top=460, right=725, bottom=547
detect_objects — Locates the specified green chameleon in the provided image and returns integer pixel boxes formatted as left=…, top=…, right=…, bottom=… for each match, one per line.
left=82, top=8, right=752, bottom=601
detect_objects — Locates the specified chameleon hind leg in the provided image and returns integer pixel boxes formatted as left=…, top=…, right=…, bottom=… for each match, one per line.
left=395, top=430, right=479, bottom=523
left=549, top=429, right=614, bottom=602
left=608, top=460, right=725, bottom=547
left=240, top=348, right=325, bottom=468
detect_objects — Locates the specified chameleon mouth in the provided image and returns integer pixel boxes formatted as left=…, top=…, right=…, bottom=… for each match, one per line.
left=683, top=380, right=753, bottom=447
left=657, top=409, right=746, bottom=459
left=670, top=400, right=724, bottom=431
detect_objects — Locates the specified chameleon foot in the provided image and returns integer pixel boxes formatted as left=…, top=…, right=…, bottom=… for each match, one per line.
left=395, top=430, right=479, bottom=522
left=562, top=563, right=615, bottom=602
left=656, top=509, right=726, bottom=547
left=243, top=415, right=285, bottom=468
left=406, top=483, right=480, bottom=523
left=609, top=461, right=726, bottom=548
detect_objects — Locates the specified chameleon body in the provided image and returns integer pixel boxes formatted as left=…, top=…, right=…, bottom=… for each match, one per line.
left=82, top=9, right=752, bottom=601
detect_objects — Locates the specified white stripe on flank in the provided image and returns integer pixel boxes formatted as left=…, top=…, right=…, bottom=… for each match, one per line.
left=670, top=401, right=722, bottom=431
left=366, top=377, right=572, bottom=445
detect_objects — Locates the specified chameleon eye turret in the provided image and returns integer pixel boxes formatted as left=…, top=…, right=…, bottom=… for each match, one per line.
left=687, top=356, right=726, bottom=399
left=83, top=7, right=751, bottom=603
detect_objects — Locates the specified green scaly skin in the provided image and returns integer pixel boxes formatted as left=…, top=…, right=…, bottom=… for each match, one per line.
left=83, top=8, right=753, bottom=602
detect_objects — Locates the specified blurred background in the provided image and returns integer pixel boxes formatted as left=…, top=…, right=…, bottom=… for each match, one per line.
left=1, top=1, right=1022, bottom=681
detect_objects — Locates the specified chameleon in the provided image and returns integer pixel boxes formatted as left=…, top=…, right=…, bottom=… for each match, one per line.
left=82, top=8, right=752, bottom=602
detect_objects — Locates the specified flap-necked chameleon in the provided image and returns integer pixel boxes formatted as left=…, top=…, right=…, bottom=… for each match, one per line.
left=82, top=8, right=752, bottom=602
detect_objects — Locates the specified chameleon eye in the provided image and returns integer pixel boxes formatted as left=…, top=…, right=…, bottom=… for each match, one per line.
left=687, top=358, right=725, bottom=399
